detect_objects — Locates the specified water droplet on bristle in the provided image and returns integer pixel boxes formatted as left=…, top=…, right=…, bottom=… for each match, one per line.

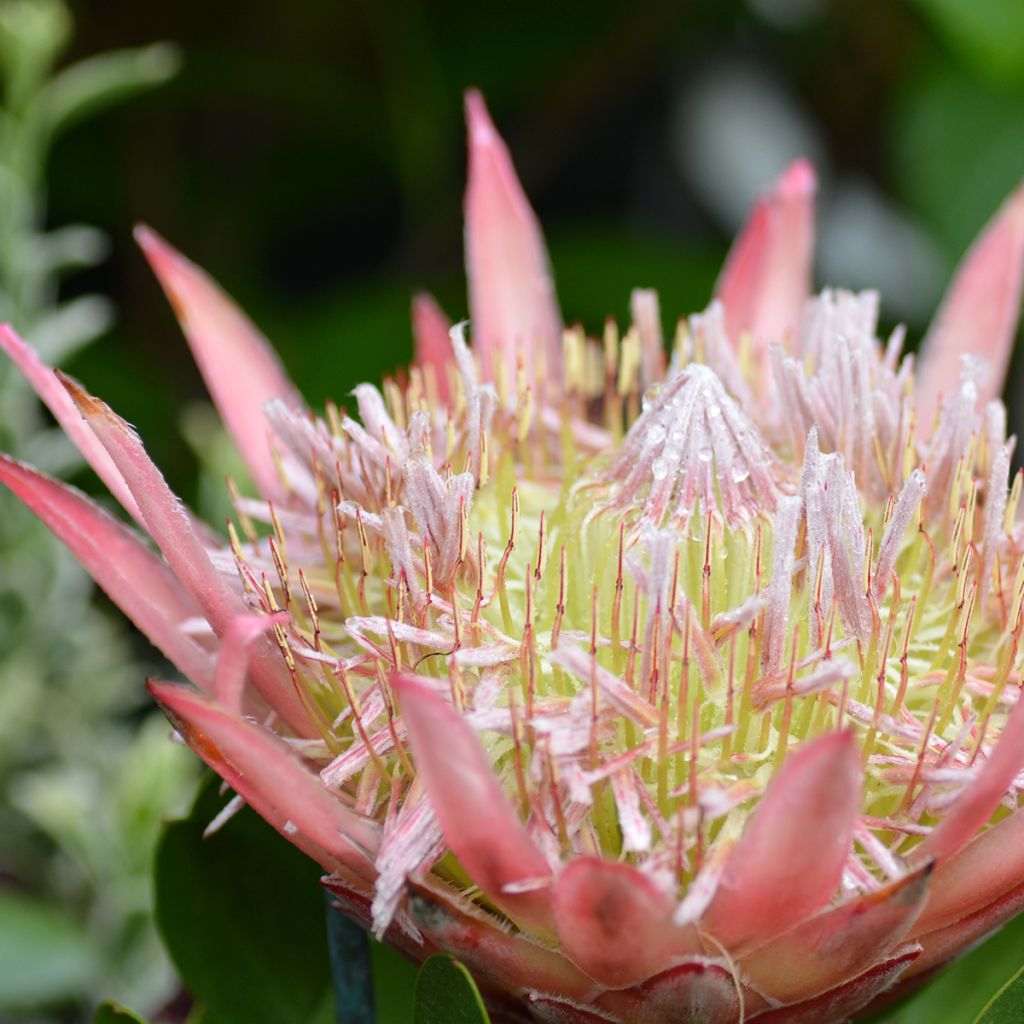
left=642, top=383, right=663, bottom=412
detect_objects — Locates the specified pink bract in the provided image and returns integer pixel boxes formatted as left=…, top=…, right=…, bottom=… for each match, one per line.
left=4, top=92, right=1024, bottom=1023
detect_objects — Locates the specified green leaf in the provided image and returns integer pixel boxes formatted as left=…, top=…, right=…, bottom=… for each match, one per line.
left=890, top=63, right=1024, bottom=261
left=869, top=911, right=1024, bottom=1022
left=973, top=963, right=1024, bottom=1023
left=413, top=955, right=491, bottom=1024
left=909, top=0, right=1024, bottom=86
left=371, top=939, right=419, bottom=1024
left=154, top=774, right=332, bottom=1024
left=0, top=0, right=70, bottom=108
left=40, top=42, right=180, bottom=140
left=0, top=889, right=96, bottom=1009
left=93, top=1000, right=150, bottom=1024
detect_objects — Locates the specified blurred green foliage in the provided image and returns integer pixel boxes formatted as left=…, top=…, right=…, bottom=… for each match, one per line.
left=0, top=2, right=193, bottom=1019
left=908, top=0, right=1024, bottom=86
left=154, top=777, right=335, bottom=1024
left=154, top=774, right=421, bottom=1024
left=866, top=914, right=1024, bottom=1022
left=92, top=1004, right=149, bottom=1024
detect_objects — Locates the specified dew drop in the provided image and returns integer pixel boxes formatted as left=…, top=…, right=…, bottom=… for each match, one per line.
left=697, top=445, right=713, bottom=463
left=652, top=458, right=669, bottom=481
left=648, top=424, right=667, bottom=444
left=642, top=383, right=663, bottom=412
left=731, top=465, right=751, bottom=483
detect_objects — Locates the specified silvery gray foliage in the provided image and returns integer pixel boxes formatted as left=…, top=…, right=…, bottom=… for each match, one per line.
left=0, top=2, right=193, bottom=1016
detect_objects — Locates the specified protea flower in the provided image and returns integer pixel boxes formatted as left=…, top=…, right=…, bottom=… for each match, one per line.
left=3, top=90, right=1024, bottom=1024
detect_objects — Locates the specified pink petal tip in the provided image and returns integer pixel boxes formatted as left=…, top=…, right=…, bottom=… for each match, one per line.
left=464, top=88, right=562, bottom=390
left=412, top=291, right=454, bottom=405
left=714, top=158, right=816, bottom=356
left=149, top=681, right=379, bottom=878
left=135, top=224, right=302, bottom=501
left=0, top=326, right=143, bottom=524
left=393, top=672, right=553, bottom=933
left=57, top=373, right=316, bottom=737
left=700, top=729, right=861, bottom=951
left=917, top=181, right=1024, bottom=431
left=0, top=454, right=212, bottom=688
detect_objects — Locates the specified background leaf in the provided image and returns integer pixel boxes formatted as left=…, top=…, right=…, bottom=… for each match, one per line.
left=93, top=1000, right=150, bottom=1024
left=867, top=913, right=1024, bottom=1022
left=890, top=63, right=1024, bottom=259
left=0, top=889, right=97, bottom=1009
left=973, top=964, right=1024, bottom=1023
left=41, top=42, right=180, bottom=140
left=908, top=0, right=1024, bottom=86
left=154, top=774, right=332, bottom=1024
left=371, top=941, right=419, bottom=1024
left=413, top=955, right=491, bottom=1024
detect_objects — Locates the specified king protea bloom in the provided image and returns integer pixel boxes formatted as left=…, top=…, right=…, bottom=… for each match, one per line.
left=4, top=90, right=1024, bottom=1024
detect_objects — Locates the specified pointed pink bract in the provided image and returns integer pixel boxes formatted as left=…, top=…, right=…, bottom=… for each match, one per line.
left=715, top=158, right=816, bottom=355
left=747, top=949, right=919, bottom=1024
left=700, top=730, right=861, bottom=950
left=409, top=881, right=594, bottom=1001
left=412, top=291, right=454, bottom=405
left=60, top=375, right=239, bottom=629
left=597, top=960, right=746, bottom=1024
left=913, top=684, right=1024, bottom=867
left=150, top=682, right=379, bottom=879
left=552, top=857, right=700, bottom=988
left=0, top=454, right=213, bottom=688
left=740, top=865, right=931, bottom=1003
left=60, top=375, right=316, bottom=737
left=917, top=182, right=1024, bottom=431
left=214, top=613, right=289, bottom=715
left=910, top=878, right=1024, bottom=980
left=135, top=225, right=302, bottom=502
left=0, top=325, right=142, bottom=524
left=393, top=673, right=554, bottom=933
left=914, top=807, right=1024, bottom=935
left=526, top=996, right=617, bottom=1024
left=464, top=88, right=562, bottom=389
